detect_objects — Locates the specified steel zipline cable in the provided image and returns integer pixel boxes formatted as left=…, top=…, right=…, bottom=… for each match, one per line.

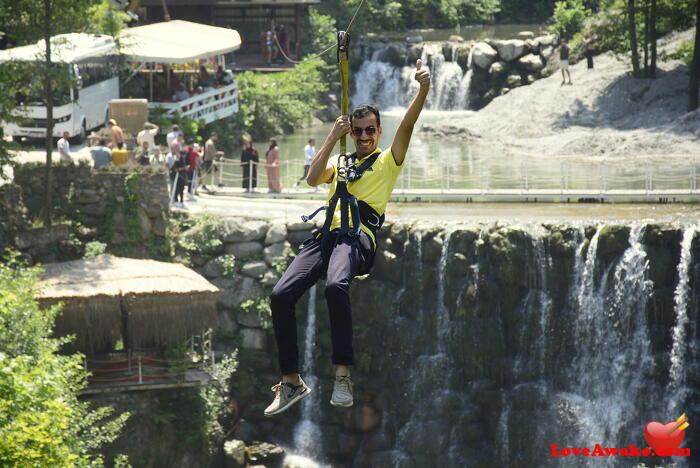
left=273, top=0, right=368, bottom=65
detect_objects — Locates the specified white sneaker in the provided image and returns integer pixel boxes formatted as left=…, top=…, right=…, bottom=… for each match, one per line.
left=330, top=375, right=353, bottom=407
left=264, top=377, right=311, bottom=417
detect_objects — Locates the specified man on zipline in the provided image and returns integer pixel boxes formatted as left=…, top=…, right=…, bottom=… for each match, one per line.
left=264, top=58, right=431, bottom=417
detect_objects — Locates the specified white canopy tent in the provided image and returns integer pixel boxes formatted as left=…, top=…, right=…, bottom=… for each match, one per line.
left=119, top=20, right=241, bottom=64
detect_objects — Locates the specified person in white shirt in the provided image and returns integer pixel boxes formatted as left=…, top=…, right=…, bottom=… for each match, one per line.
left=294, top=138, right=315, bottom=188
left=57, top=132, right=71, bottom=162
left=137, top=122, right=160, bottom=157
left=166, top=125, right=181, bottom=147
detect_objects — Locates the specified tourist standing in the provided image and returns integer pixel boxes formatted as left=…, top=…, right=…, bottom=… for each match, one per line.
left=295, top=138, right=315, bottom=189
left=90, top=139, right=112, bottom=169
left=137, top=122, right=160, bottom=157
left=241, top=138, right=259, bottom=192
left=172, top=150, right=189, bottom=207
left=108, top=119, right=125, bottom=149
left=166, top=125, right=181, bottom=147
left=582, top=35, right=596, bottom=69
left=203, top=133, right=225, bottom=189
left=56, top=131, right=71, bottom=162
left=136, top=141, right=151, bottom=165
left=557, top=38, right=573, bottom=85
left=265, top=138, right=282, bottom=193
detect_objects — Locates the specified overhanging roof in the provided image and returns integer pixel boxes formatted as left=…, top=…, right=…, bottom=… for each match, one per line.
left=0, top=33, right=117, bottom=63
left=119, top=20, right=241, bottom=64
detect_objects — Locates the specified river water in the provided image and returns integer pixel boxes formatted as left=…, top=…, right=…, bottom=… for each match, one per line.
left=238, top=110, right=699, bottom=195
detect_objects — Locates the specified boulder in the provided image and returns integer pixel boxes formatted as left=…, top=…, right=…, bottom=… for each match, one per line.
left=489, top=61, right=508, bottom=76
left=535, top=34, right=556, bottom=48
left=506, top=72, right=523, bottom=88
left=240, top=328, right=267, bottom=350
left=405, top=35, right=423, bottom=44
left=247, top=442, right=285, bottom=465
left=471, top=42, right=498, bottom=69
left=493, top=39, right=526, bottom=62
left=261, top=270, right=280, bottom=286
left=213, top=276, right=264, bottom=309
left=218, top=310, right=239, bottom=335
left=236, top=311, right=262, bottom=328
left=137, top=207, right=151, bottom=238
left=202, top=257, right=224, bottom=278
left=376, top=44, right=405, bottom=67
left=223, top=439, right=246, bottom=468
left=152, top=216, right=167, bottom=237
left=518, top=53, right=545, bottom=73
left=225, top=241, right=264, bottom=258
left=286, top=221, right=315, bottom=232
left=454, top=45, right=471, bottom=69
left=264, top=241, right=292, bottom=266
left=221, top=219, right=268, bottom=243
left=517, top=31, right=535, bottom=40
left=265, top=223, right=287, bottom=245
left=80, top=201, right=107, bottom=216
left=407, top=44, right=423, bottom=64
left=449, top=34, right=465, bottom=42
left=74, top=189, right=101, bottom=204
left=241, top=260, right=268, bottom=278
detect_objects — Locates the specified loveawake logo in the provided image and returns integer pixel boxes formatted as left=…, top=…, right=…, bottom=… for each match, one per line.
left=550, top=413, right=691, bottom=457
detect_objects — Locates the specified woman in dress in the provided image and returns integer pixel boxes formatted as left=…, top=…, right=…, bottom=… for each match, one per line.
left=265, top=138, right=283, bottom=193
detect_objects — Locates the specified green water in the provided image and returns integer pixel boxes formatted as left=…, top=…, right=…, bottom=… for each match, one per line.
left=385, top=23, right=549, bottom=42
left=220, top=110, right=699, bottom=194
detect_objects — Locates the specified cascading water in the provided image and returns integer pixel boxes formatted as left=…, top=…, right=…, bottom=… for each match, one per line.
left=352, top=44, right=473, bottom=110
left=558, top=225, right=656, bottom=466
left=292, top=284, right=322, bottom=463
left=667, top=226, right=697, bottom=416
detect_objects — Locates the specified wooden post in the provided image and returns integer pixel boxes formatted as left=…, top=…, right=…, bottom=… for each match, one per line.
left=138, top=356, right=143, bottom=384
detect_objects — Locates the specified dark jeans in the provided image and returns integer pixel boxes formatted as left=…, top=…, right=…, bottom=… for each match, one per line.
left=175, top=172, right=186, bottom=202
left=297, top=164, right=310, bottom=184
left=270, top=231, right=373, bottom=375
left=586, top=50, right=594, bottom=69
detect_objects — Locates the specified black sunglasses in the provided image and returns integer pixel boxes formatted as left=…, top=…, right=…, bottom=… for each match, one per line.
left=351, top=126, right=377, bottom=137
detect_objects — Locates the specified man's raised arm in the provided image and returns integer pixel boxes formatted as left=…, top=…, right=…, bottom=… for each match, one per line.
left=391, top=59, right=431, bottom=166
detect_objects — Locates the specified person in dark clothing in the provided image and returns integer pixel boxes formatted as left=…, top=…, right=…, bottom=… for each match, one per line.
left=582, top=35, right=596, bottom=69
left=172, top=150, right=189, bottom=206
left=240, top=138, right=259, bottom=192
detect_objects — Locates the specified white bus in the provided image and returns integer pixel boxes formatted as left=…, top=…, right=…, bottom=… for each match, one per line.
left=0, top=33, right=119, bottom=142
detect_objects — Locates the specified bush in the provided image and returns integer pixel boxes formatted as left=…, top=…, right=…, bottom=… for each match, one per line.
left=0, top=254, right=129, bottom=466
left=549, top=0, right=592, bottom=39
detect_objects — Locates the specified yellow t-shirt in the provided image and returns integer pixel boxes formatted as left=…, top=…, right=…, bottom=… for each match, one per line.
left=327, top=147, right=402, bottom=246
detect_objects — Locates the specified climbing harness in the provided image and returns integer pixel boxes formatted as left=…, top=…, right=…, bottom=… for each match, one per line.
left=301, top=28, right=384, bottom=256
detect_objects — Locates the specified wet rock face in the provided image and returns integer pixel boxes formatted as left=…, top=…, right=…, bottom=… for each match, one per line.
left=204, top=220, right=698, bottom=468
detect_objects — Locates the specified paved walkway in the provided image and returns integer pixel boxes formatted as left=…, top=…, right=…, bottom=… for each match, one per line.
left=177, top=191, right=700, bottom=224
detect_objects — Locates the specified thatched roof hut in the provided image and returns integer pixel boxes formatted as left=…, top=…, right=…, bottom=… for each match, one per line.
left=38, top=254, right=219, bottom=355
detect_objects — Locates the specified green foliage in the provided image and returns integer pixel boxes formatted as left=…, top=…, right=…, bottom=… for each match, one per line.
left=83, top=241, right=107, bottom=258
left=200, top=350, right=238, bottom=452
left=499, top=0, right=558, bottom=22
left=149, top=107, right=205, bottom=146
left=86, top=0, right=130, bottom=40
left=218, top=254, right=237, bottom=278
left=550, top=0, right=592, bottom=39
left=669, top=39, right=695, bottom=65
left=177, top=214, right=223, bottom=259
left=233, top=60, right=328, bottom=141
left=239, top=298, right=272, bottom=329
left=0, top=254, right=129, bottom=467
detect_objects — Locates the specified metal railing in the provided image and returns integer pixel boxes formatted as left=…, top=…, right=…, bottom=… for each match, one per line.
left=210, top=156, right=700, bottom=198
left=150, top=81, right=239, bottom=124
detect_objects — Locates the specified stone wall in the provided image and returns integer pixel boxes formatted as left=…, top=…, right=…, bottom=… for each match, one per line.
left=8, top=163, right=170, bottom=262
left=189, top=218, right=700, bottom=467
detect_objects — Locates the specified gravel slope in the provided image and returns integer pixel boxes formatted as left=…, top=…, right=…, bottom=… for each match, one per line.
left=422, top=30, right=700, bottom=159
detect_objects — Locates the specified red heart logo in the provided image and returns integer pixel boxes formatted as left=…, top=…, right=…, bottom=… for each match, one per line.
left=644, top=421, right=685, bottom=454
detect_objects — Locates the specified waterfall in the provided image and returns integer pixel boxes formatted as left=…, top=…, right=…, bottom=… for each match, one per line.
left=292, top=285, right=322, bottom=461
left=560, top=225, right=655, bottom=466
left=667, top=225, right=697, bottom=416
left=352, top=44, right=472, bottom=110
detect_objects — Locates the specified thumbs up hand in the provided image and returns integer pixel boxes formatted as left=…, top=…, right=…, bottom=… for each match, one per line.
left=414, top=59, right=430, bottom=90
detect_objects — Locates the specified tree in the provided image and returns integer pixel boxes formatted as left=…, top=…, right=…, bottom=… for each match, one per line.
left=0, top=0, right=127, bottom=226
left=689, top=0, right=700, bottom=111
left=0, top=254, right=129, bottom=466
left=628, top=0, right=642, bottom=76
